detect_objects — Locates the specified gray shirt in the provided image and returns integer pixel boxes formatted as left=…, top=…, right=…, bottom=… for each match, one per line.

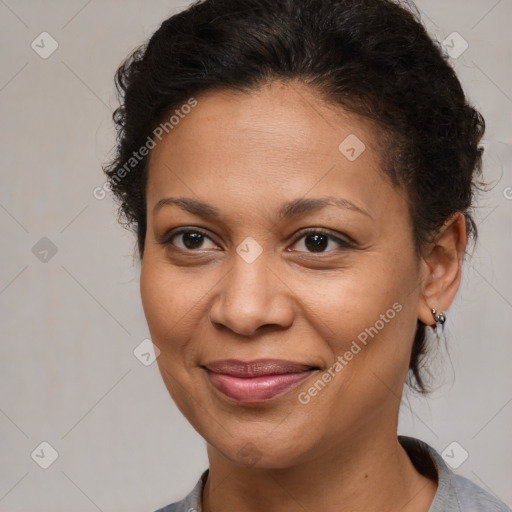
left=154, top=436, right=510, bottom=511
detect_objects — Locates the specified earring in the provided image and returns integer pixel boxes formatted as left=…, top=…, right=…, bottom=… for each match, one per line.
left=431, top=308, right=446, bottom=333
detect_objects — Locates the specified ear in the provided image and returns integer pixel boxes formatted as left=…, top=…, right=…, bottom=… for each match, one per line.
left=417, top=212, right=467, bottom=328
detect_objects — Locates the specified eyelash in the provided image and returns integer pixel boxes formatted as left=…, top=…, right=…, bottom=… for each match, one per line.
left=159, top=227, right=354, bottom=253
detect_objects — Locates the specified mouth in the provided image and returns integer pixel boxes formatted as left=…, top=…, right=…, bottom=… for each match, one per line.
left=202, top=359, right=320, bottom=404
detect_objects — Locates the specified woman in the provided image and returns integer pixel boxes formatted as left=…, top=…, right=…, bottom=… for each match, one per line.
left=104, top=0, right=509, bottom=510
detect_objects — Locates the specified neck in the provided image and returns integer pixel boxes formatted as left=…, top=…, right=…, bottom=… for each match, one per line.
left=202, top=425, right=437, bottom=512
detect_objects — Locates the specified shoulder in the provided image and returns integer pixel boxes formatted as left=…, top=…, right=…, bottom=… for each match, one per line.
left=399, top=436, right=510, bottom=512
left=450, top=472, right=510, bottom=512
left=153, top=470, right=208, bottom=512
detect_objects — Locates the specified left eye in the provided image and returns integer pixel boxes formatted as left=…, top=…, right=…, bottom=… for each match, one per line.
left=289, top=230, right=349, bottom=253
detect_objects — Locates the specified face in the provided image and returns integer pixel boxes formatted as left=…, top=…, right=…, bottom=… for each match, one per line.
left=140, top=81, right=425, bottom=468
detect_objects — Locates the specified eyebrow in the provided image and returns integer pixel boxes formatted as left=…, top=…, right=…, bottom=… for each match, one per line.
left=153, top=196, right=372, bottom=220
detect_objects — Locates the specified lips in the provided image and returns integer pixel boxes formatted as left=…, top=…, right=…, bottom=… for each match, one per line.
left=203, top=359, right=319, bottom=404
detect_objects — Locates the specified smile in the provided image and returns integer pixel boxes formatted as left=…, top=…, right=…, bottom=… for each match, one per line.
left=202, top=359, right=320, bottom=404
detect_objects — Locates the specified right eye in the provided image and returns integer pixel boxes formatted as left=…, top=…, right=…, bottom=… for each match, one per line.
left=161, top=228, right=220, bottom=251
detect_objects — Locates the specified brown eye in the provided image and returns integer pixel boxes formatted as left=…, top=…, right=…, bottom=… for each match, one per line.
left=289, top=229, right=352, bottom=253
left=304, top=233, right=329, bottom=252
left=163, top=229, right=218, bottom=251
left=180, top=232, right=206, bottom=249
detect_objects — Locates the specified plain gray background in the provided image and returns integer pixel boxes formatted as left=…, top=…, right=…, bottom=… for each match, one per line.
left=0, top=1, right=511, bottom=510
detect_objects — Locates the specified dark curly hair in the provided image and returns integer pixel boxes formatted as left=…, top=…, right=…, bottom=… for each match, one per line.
left=103, top=0, right=485, bottom=393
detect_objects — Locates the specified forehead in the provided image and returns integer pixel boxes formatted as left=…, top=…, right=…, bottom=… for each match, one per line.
left=146, top=81, right=403, bottom=221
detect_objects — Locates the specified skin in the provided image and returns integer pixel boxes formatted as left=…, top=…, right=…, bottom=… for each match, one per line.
left=140, top=80, right=467, bottom=512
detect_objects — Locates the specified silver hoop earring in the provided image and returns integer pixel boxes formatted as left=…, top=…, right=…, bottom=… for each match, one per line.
left=432, top=308, right=446, bottom=333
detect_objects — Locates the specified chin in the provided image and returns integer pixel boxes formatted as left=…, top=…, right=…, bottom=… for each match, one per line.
left=204, top=425, right=320, bottom=469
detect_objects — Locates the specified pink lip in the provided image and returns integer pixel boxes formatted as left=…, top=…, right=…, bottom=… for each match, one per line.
left=203, top=359, right=319, bottom=404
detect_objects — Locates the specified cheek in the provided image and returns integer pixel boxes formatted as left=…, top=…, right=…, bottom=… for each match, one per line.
left=140, top=261, right=173, bottom=341
left=305, top=252, right=419, bottom=390
left=139, top=256, right=206, bottom=417
left=297, top=260, right=412, bottom=343
left=139, top=251, right=227, bottom=373
left=293, top=266, right=419, bottom=440
left=139, top=257, right=195, bottom=355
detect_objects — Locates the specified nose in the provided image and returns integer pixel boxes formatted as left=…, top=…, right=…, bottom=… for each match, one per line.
left=208, top=256, right=294, bottom=337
